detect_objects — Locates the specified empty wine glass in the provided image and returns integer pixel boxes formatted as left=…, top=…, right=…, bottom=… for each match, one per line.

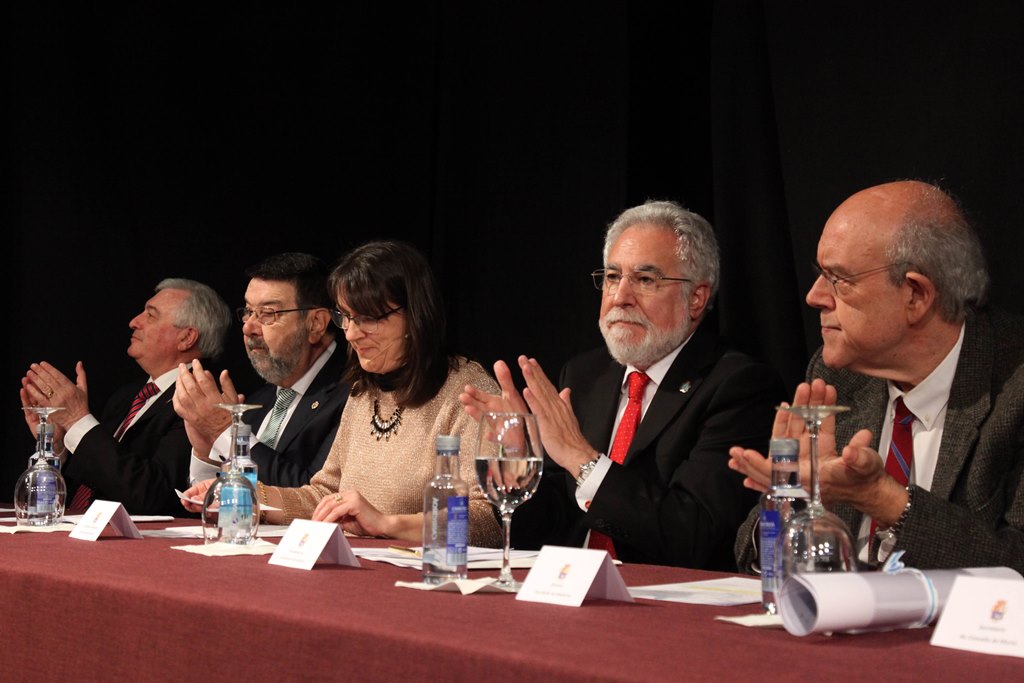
left=777, top=404, right=856, bottom=580
left=475, top=412, right=543, bottom=590
left=202, top=402, right=262, bottom=544
left=15, top=407, right=67, bottom=526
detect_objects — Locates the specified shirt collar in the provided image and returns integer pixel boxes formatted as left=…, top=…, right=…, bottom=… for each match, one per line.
left=150, top=365, right=183, bottom=393
left=285, top=340, right=337, bottom=397
left=886, top=323, right=965, bottom=429
left=619, top=330, right=695, bottom=393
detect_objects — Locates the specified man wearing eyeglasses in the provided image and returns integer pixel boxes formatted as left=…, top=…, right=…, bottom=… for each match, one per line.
left=20, top=279, right=232, bottom=515
left=462, top=200, right=783, bottom=570
left=731, top=180, right=1024, bottom=573
left=175, top=253, right=348, bottom=487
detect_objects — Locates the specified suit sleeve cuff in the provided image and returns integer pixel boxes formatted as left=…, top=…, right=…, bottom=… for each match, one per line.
left=64, top=414, right=100, bottom=453
left=575, top=455, right=612, bottom=511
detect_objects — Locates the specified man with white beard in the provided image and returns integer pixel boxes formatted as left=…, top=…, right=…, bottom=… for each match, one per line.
left=461, top=201, right=782, bottom=569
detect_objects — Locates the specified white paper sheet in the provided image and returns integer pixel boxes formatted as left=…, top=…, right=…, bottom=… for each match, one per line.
left=353, top=546, right=539, bottom=570
left=140, top=524, right=291, bottom=539
left=628, top=577, right=762, bottom=606
left=0, top=522, right=77, bottom=534
left=715, top=613, right=785, bottom=628
left=171, top=539, right=278, bottom=556
left=395, top=578, right=517, bottom=594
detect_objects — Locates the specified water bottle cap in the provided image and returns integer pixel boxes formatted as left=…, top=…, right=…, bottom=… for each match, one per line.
left=435, top=434, right=459, bottom=452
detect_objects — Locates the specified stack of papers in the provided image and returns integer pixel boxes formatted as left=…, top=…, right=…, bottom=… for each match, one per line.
left=354, top=546, right=539, bottom=570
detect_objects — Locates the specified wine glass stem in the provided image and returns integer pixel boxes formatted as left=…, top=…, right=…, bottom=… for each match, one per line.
left=808, top=422, right=822, bottom=507
left=499, top=511, right=514, bottom=585
left=36, top=417, right=46, bottom=456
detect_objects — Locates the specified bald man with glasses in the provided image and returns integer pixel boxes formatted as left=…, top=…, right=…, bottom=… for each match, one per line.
left=731, top=181, right=1024, bottom=574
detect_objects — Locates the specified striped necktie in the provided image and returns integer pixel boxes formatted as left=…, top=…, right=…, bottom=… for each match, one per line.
left=70, top=381, right=160, bottom=511
left=871, top=397, right=916, bottom=540
left=260, top=387, right=298, bottom=449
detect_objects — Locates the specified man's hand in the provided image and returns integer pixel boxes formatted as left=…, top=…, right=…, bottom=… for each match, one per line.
left=517, top=356, right=599, bottom=474
left=173, top=359, right=242, bottom=458
left=462, top=356, right=598, bottom=476
left=728, top=379, right=838, bottom=494
left=820, top=430, right=908, bottom=527
left=22, top=361, right=90, bottom=431
left=460, top=360, right=530, bottom=420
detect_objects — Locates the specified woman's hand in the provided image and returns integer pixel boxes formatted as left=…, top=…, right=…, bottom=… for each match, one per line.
left=313, top=489, right=396, bottom=538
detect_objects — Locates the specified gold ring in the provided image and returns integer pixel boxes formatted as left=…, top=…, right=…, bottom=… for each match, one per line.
left=334, top=494, right=342, bottom=503
left=45, top=387, right=54, bottom=399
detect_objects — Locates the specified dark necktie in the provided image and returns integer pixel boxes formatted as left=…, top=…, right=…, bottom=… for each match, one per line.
left=871, top=397, right=916, bottom=540
left=589, top=371, right=651, bottom=558
left=69, top=382, right=159, bottom=512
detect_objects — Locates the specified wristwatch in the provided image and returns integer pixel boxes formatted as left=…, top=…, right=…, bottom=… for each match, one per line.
left=876, top=485, right=914, bottom=561
left=576, top=456, right=601, bottom=487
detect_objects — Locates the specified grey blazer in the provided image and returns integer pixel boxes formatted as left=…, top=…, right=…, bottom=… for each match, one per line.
left=736, top=308, right=1024, bottom=573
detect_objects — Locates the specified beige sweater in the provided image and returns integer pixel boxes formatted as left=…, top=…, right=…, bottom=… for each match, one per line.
left=274, top=359, right=502, bottom=547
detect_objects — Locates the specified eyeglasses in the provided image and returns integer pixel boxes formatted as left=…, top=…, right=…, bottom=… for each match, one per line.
left=812, top=262, right=907, bottom=296
left=591, top=269, right=692, bottom=295
left=236, top=306, right=318, bottom=326
left=330, top=306, right=403, bottom=333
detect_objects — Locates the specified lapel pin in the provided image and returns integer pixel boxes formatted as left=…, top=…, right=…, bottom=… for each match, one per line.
left=679, top=381, right=691, bottom=394
left=311, top=401, right=319, bottom=410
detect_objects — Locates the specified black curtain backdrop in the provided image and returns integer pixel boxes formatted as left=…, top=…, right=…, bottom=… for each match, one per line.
left=5, top=2, right=1024, bottom=495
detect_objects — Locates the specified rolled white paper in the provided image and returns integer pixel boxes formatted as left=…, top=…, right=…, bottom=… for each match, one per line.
left=779, top=566, right=1022, bottom=636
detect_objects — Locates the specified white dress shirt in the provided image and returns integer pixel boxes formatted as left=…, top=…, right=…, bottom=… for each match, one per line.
left=64, top=366, right=181, bottom=453
left=188, top=341, right=337, bottom=484
left=575, top=335, right=692, bottom=511
left=857, top=323, right=965, bottom=562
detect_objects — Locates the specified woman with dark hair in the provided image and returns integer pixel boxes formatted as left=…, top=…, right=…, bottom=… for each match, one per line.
left=183, top=240, right=502, bottom=546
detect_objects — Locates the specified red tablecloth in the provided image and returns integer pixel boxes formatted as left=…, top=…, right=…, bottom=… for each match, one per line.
left=1, top=521, right=1019, bottom=682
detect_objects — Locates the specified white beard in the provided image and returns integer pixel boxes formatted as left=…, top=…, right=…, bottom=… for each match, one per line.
left=599, top=308, right=692, bottom=370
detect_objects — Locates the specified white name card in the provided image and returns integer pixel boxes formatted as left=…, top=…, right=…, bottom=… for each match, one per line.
left=69, top=500, right=143, bottom=541
left=268, top=519, right=360, bottom=570
left=516, top=545, right=632, bottom=607
left=932, top=576, right=1024, bottom=659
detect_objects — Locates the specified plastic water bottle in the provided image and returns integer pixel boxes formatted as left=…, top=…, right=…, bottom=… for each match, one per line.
left=234, top=424, right=258, bottom=489
left=15, top=422, right=67, bottom=526
left=422, top=435, right=469, bottom=584
left=760, top=438, right=807, bottom=614
left=202, top=424, right=259, bottom=545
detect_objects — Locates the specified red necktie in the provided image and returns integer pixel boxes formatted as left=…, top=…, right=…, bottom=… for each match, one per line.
left=113, top=382, right=160, bottom=439
left=69, top=382, right=160, bottom=512
left=589, top=371, right=651, bottom=557
left=870, top=397, right=915, bottom=540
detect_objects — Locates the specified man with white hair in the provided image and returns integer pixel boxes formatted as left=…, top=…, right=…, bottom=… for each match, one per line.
left=462, top=200, right=782, bottom=569
left=20, top=278, right=231, bottom=515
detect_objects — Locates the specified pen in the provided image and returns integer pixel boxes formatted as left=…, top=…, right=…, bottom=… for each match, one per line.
left=388, top=545, right=421, bottom=557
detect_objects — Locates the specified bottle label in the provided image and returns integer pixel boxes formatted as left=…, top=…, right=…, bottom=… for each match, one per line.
left=760, top=508, right=781, bottom=581
left=219, top=484, right=253, bottom=532
left=445, top=495, right=468, bottom=566
left=29, top=473, right=57, bottom=515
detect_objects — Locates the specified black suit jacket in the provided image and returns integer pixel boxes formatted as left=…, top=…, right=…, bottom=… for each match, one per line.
left=241, top=347, right=348, bottom=487
left=511, top=323, right=784, bottom=570
left=64, top=382, right=190, bottom=516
